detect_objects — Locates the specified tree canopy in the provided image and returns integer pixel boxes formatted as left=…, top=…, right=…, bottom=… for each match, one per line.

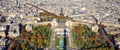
left=8, top=25, right=53, bottom=50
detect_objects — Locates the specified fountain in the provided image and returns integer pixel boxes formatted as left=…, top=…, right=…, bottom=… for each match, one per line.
left=55, top=29, right=67, bottom=50
left=59, top=38, right=64, bottom=50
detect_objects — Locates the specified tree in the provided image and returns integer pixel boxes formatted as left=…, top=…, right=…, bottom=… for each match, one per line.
left=8, top=25, right=53, bottom=50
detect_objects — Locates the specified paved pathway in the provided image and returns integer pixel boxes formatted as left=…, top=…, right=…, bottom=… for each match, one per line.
left=49, top=31, right=56, bottom=49
left=67, top=31, right=71, bottom=48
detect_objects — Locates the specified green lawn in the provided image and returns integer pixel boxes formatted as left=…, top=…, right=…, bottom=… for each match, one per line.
left=56, top=37, right=60, bottom=46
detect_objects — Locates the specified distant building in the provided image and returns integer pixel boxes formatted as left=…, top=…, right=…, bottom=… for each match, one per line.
left=0, top=31, right=5, bottom=37
left=8, top=31, right=16, bottom=37
left=25, top=24, right=33, bottom=32
left=0, top=27, right=6, bottom=31
left=65, top=21, right=72, bottom=27
left=0, top=38, right=6, bottom=45
left=92, top=24, right=99, bottom=32
left=0, top=25, right=6, bottom=37
left=0, top=24, right=22, bottom=37
left=51, top=18, right=58, bottom=27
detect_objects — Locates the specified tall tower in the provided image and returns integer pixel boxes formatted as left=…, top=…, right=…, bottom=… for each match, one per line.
left=59, top=8, right=64, bottom=17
